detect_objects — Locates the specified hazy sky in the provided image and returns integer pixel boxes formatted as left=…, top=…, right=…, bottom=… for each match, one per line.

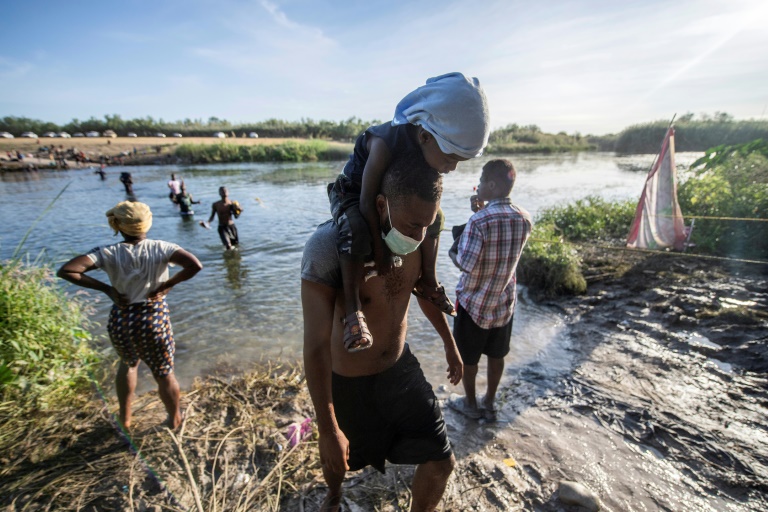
left=1, top=0, right=766, bottom=134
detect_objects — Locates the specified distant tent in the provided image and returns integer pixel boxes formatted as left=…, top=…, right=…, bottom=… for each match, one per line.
left=626, top=126, right=688, bottom=251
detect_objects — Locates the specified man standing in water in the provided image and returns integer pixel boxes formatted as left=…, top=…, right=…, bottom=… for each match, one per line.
left=206, top=186, right=241, bottom=250
left=301, top=153, right=463, bottom=511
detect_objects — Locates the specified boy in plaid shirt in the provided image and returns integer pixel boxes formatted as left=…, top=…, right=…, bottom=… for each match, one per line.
left=448, top=159, right=531, bottom=421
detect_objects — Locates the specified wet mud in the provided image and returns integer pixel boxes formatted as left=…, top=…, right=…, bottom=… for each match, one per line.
left=435, top=253, right=767, bottom=511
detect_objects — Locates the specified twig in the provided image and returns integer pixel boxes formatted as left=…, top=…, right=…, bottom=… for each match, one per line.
left=209, top=426, right=244, bottom=512
left=167, top=428, right=205, bottom=512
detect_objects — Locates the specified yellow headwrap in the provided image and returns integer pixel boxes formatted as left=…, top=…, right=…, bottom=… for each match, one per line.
left=106, top=201, right=153, bottom=236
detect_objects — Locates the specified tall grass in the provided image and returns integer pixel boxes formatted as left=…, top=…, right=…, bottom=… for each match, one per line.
left=0, top=262, right=99, bottom=409
left=518, top=222, right=586, bottom=298
left=174, top=140, right=351, bottom=164
left=536, top=196, right=636, bottom=242
left=487, top=124, right=595, bottom=154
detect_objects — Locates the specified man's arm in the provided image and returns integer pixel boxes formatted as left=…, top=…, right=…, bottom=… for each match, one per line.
left=208, top=202, right=217, bottom=224
left=416, top=296, right=463, bottom=385
left=301, top=279, right=350, bottom=473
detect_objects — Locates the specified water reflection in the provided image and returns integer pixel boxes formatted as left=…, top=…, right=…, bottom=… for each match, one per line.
left=223, top=249, right=248, bottom=290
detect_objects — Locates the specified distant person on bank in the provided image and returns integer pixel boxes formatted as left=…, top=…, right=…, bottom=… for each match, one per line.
left=447, top=159, right=531, bottom=421
left=57, top=201, right=202, bottom=429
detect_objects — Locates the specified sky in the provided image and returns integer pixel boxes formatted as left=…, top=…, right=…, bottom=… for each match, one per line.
left=1, top=0, right=767, bottom=135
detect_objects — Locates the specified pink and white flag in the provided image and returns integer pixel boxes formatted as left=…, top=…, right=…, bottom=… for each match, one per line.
left=627, top=127, right=687, bottom=251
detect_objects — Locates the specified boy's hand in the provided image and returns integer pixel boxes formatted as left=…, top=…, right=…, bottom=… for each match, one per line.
left=470, top=195, right=484, bottom=213
left=107, top=287, right=130, bottom=307
left=147, top=285, right=170, bottom=301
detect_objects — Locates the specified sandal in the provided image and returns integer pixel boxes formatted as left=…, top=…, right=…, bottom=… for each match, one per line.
left=342, top=311, right=373, bottom=352
left=412, top=281, right=457, bottom=317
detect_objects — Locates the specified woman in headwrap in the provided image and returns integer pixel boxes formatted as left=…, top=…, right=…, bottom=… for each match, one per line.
left=58, top=201, right=202, bottom=429
left=328, top=72, right=490, bottom=352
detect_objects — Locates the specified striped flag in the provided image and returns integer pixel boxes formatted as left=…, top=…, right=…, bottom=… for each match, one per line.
left=626, top=127, right=687, bottom=251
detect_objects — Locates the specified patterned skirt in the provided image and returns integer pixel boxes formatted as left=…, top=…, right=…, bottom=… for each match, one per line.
left=108, top=298, right=175, bottom=377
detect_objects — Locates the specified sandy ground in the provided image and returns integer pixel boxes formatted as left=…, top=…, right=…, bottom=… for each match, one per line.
left=2, top=251, right=766, bottom=511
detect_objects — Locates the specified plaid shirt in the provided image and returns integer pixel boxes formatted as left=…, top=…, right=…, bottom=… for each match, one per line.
left=455, top=198, right=532, bottom=329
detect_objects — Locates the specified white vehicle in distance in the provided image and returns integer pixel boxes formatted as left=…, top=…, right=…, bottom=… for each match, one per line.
left=248, top=132, right=259, bottom=138
left=0, top=132, right=14, bottom=138
left=127, top=132, right=138, bottom=137
left=21, top=132, right=38, bottom=138
left=58, top=132, right=71, bottom=138
left=156, top=133, right=166, bottom=138
left=86, top=131, right=100, bottom=137
left=73, top=132, right=85, bottom=137
left=103, top=130, right=117, bottom=138
left=43, top=131, right=57, bottom=137
left=213, top=132, right=226, bottom=138
left=172, top=133, right=183, bottom=138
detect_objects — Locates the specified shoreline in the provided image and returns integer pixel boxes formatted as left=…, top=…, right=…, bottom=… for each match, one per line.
left=2, top=250, right=766, bottom=510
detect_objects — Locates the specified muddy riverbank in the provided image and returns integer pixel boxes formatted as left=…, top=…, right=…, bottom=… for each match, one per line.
left=2, top=250, right=766, bottom=511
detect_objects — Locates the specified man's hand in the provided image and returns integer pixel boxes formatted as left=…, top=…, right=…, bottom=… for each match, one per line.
left=319, top=427, right=350, bottom=474
left=107, top=287, right=130, bottom=307
left=445, top=343, right=464, bottom=385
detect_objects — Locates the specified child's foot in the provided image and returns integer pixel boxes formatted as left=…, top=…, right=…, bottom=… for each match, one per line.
left=413, top=280, right=457, bottom=316
left=342, top=311, right=373, bottom=352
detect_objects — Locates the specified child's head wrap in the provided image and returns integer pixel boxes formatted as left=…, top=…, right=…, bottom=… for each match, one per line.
left=393, top=72, right=490, bottom=159
left=106, top=201, right=153, bottom=236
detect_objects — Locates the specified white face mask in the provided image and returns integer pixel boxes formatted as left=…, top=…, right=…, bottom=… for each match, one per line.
left=382, top=199, right=423, bottom=255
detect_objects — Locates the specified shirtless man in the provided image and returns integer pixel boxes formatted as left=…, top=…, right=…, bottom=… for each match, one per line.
left=207, top=186, right=240, bottom=250
left=301, top=152, right=463, bottom=512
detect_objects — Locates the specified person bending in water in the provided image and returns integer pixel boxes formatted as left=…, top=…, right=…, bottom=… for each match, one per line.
left=206, top=186, right=242, bottom=250
left=57, top=201, right=202, bottom=429
left=328, top=72, right=490, bottom=353
left=303, top=152, right=463, bottom=512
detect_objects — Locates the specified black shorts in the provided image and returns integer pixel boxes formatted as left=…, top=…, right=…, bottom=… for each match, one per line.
left=453, top=305, right=512, bottom=366
left=331, top=345, right=452, bottom=473
left=217, top=224, right=239, bottom=247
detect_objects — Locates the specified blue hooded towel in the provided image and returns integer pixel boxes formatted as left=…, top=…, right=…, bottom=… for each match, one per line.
left=392, top=72, right=490, bottom=159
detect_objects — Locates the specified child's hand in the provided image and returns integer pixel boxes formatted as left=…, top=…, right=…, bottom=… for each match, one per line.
left=470, top=195, right=484, bottom=212
left=107, top=287, right=130, bottom=307
left=378, top=253, right=399, bottom=275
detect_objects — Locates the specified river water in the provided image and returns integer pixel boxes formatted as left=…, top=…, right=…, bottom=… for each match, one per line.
left=0, top=152, right=701, bottom=394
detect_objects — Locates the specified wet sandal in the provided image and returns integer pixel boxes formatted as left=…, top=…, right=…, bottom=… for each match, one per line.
left=342, top=311, right=373, bottom=352
left=412, top=281, right=457, bottom=317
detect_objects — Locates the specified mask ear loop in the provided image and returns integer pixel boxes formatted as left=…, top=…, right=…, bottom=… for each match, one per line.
left=384, top=198, right=403, bottom=268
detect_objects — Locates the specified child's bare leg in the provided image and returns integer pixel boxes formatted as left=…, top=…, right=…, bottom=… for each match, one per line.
left=339, top=254, right=372, bottom=351
left=419, top=235, right=440, bottom=288
left=416, top=235, right=456, bottom=316
left=116, top=361, right=139, bottom=428
left=340, top=254, right=364, bottom=317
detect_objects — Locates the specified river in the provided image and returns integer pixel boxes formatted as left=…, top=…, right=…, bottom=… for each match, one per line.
left=0, top=151, right=701, bottom=394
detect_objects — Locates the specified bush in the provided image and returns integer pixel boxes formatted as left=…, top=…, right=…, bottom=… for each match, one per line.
left=174, top=140, right=351, bottom=164
left=678, top=139, right=768, bottom=259
left=518, top=222, right=586, bottom=298
left=0, top=261, right=99, bottom=409
left=536, top=195, right=636, bottom=242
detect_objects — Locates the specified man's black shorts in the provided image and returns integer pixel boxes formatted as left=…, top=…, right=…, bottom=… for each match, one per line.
left=453, top=305, right=513, bottom=366
left=331, top=345, right=452, bottom=473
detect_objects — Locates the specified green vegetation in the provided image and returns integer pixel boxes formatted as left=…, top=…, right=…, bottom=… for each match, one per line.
left=518, top=223, right=587, bottom=298
left=174, top=140, right=352, bottom=163
left=614, top=113, right=768, bottom=154
left=0, top=115, right=378, bottom=141
left=487, top=124, right=594, bottom=153
left=520, top=139, right=768, bottom=297
left=678, top=139, right=768, bottom=259
left=0, top=261, right=99, bottom=410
